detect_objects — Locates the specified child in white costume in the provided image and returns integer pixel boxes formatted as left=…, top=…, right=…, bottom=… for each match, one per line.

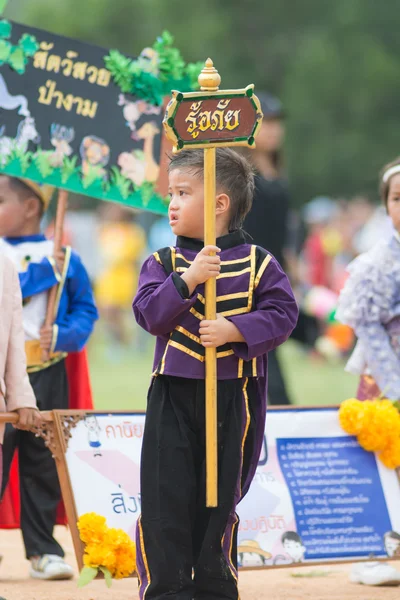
left=337, top=158, right=400, bottom=587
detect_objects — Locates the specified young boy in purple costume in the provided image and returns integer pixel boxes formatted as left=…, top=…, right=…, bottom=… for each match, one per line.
left=133, top=148, right=298, bottom=600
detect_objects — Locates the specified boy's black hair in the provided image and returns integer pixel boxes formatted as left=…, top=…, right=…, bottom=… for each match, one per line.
left=281, top=531, right=303, bottom=545
left=384, top=531, right=400, bottom=542
left=7, top=176, right=44, bottom=219
left=168, top=148, right=254, bottom=230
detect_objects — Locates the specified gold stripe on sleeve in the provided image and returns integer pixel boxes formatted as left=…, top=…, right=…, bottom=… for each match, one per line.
left=153, top=251, right=162, bottom=264
left=254, top=254, right=272, bottom=289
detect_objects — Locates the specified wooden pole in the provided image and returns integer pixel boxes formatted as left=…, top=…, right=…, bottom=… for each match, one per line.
left=163, top=59, right=262, bottom=509
left=204, top=147, right=218, bottom=507
left=0, top=411, right=52, bottom=424
left=42, top=188, right=68, bottom=361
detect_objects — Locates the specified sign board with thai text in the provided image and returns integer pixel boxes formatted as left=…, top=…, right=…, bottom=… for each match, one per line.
left=0, top=20, right=169, bottom=214
left=53, top=407, right=400, bottom=571
left=163, top=86, right=262, bottom=152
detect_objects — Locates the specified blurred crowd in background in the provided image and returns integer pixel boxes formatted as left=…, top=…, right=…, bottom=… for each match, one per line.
left=43, top=90, right=393, bottom=403
left=6, top=0, right=400, bottom=408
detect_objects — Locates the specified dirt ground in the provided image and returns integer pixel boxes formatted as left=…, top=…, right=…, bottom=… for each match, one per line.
left=1, top=527, right=400, bottom=600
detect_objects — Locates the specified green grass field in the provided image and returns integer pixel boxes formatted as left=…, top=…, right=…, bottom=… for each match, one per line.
left=88, top=331, right=357, bottom=411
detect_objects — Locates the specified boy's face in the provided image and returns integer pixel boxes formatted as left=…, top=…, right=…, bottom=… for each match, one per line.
left=283, top=539, right=305, bottom=561
left=0, top=176, right=40, bottom=237
left=385, top=537, right=400, bottom=557
left=241, top=552, right=264, bottom=567
left=85, top=416, right=98, bottom=431
left=168, top=168, right=205, bottom=239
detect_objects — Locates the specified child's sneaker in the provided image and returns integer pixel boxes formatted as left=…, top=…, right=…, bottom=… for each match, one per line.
left=30, top=555, right=74, bottom=580
left=350, top=561, right=400, bottom=586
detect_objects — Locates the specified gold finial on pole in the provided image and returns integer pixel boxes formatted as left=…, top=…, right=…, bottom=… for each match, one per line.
left=198, top=58, right=221, bottom=92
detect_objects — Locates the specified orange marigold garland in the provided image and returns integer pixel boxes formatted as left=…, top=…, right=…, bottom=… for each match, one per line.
left=77, top=512, right=136, bottom=588
left=339, top=397, right=400, bottom=469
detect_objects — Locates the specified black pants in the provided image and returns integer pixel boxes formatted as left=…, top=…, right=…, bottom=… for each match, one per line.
left=136, top=375, right=259, bottom=600
left=1, top=359, right=68, bottom=559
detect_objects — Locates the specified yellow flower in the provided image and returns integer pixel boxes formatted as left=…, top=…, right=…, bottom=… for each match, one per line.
left=104, top=527, right=132, bottom=549
left=78, top=513, right=136, bottom=581
left=357, top=429, right=387, bottom=452
left=114, top=543, right=136, bottom=579
left=357, top=400, right=400, bottom=452
left=78, top=513, right=107, bottom=545
left=374, top=400, right=400, bottom=437
left=104, top=527, right=136, bottom=578
left=339, top=396, right=400, bottom=460
left=83, top=542, right=117, bottom=573
left=339, top=399, right=371, bottom=435
left=379, top=437, right=400, bottom=469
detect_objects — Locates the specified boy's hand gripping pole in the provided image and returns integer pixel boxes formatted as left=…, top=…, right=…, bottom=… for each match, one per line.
left=204, top=147, right=218, bottom=507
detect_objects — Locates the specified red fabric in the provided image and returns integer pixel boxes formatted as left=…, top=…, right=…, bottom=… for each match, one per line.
left=304, top=233, right=333, bottom=288
left=0, top=349, right=94, bottom=528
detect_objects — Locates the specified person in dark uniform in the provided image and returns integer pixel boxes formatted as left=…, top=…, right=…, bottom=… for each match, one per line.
left=243, top=92, right=294, bottom=405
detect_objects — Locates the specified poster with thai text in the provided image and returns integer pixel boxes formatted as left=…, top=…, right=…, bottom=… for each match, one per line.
left=237, top=407, right=400, bottom=567
left=62, top=408, right=400, bottom=569
left=0, top=19, right=169, bottom=213
left=65, top=413, right=145, bottom=540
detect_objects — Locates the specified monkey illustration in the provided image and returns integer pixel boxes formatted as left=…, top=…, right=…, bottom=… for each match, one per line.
left=80, top=135, right=110, bottom=177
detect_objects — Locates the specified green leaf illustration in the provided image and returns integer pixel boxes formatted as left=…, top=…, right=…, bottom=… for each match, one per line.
left=77, top=566, right=98, bottom=588
left=110, top=166, right=132, bottom=199
left=81, top=164, right=105, bottom=189
left=0, top=38, right=10, bottom=63
left=19, top=33, right=39, bottom=57
left=104, top=49, right=133, bottom=93
left=0, top=19, right=11, bottom=39
left=34, top=150, right=54, bottom=179
left=99, top=566, right=113, bottom=588
left=9, top=47, right=27, bottom=74
left=61, top=155, right=79, bottom=184
left=139, top=181, right=155, bottom=207
left=0, top=22, right=39, bottom=73
left=154, top=30, right=185, bottom=82
left=105, top=31, right=203, bottom=105
left=10, top=147, right=32, bottom=173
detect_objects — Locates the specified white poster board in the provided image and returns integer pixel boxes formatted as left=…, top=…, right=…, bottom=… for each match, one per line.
left=56, top=407, right=400, bottom=569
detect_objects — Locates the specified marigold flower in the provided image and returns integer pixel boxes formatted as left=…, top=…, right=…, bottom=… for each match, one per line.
left=339, top=399, right=371, bottom=435
left=357, top=429, right=387, bottom=453
left=379, top=437, right=400, bottom=469
left=78, top=513, right=107, bottom=545
left=83, top=542, right=117, bottom=574
left=78, top=513, right=136, bottom=581
left=339, top=396, right=400, bottom=468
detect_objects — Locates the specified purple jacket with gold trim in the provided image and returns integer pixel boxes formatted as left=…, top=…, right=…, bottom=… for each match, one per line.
left=133, top=230, right=298, bottom=381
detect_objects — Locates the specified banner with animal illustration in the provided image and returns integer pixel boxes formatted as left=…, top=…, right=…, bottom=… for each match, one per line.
left=54, top=407, right=400, bottom=570
left=0, top=19, right=170, bottom=213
